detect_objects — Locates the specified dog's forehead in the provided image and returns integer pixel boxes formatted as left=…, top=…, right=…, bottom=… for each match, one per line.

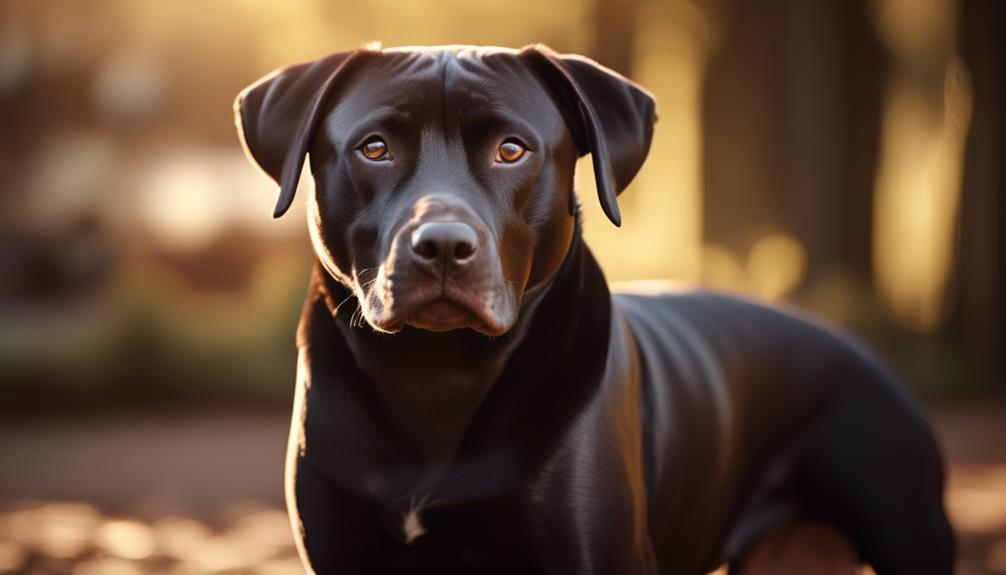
left=340, top=46, right=545, bottom=111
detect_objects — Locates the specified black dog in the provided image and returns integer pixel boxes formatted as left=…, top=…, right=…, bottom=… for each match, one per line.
left=234, top=44, right=954, bottom=575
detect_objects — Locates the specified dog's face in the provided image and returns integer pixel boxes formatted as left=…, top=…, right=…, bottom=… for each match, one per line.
left=236, top=45, right=655, bottom=336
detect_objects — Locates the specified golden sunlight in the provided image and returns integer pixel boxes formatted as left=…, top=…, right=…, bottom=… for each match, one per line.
left=95, top=519, right=156, bottom=560
left=139, top=152, right=228, bottom=252
left=748, top=233, right=807, bottom=301
left=871, top=0, right=973, bottom=333
left=582, top=0, right=712, bottom=283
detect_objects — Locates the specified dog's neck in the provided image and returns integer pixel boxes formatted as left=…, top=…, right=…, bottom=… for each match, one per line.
left=315, top=224, right=611, bottom=469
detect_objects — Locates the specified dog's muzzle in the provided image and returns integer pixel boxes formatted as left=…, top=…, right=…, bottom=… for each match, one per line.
left=358, top=196, right=517, bottom=336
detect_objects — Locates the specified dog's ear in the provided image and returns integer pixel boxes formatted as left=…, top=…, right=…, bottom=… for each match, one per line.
left=234, top=51, right=361, bottom=218
left=521, top=45, right=657, bottom=227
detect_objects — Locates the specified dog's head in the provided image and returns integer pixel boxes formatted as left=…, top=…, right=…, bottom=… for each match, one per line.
left=235, top=45, right=655, bottom=336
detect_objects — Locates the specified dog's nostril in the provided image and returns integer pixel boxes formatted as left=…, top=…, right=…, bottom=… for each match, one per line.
left=454, top=241, right=475, bottom=261
left=414, top=239, right=439, bottom=260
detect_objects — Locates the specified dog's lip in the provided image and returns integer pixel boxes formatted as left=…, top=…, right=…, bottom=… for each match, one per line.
left=405, top=298, right=481, bottom=332
left=371, top=288, right=510, bottom=336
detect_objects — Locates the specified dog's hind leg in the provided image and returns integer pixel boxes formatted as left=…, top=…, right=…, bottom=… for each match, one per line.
left=785, top=372, right=955, bottom=575
left=732, top=521, right=859, bottom=575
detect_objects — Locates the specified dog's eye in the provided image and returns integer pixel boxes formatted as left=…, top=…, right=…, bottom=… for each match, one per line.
left=361, top=137, right=390, bottom=161
left=496, top=140, right=526, bottom=163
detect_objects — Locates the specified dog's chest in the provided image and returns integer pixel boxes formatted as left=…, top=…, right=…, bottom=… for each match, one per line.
left=374, top=494, right=537, bottom=573
left=381, top=499, right=431, bottom=546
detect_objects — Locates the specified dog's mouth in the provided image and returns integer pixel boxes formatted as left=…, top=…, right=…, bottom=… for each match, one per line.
left=361, top=278, right=514, bottom=337
left=405, top=297, right=485, bottom=333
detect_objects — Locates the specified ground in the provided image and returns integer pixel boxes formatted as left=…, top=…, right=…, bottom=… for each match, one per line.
left=1, top=405, right=1004, bottom=574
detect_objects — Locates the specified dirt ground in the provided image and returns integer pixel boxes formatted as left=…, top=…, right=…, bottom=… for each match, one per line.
left=1, top=405, right=1004, bottom=574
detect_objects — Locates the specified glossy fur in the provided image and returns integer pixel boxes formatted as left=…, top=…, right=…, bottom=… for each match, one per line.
left=235, top=45, right=955, bottom=574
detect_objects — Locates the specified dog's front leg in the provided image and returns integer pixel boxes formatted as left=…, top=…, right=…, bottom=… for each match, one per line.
left=523, top=455, right=659, bottom=575
left=523, top=379, right=659, bottom=575
left=283, top=348, right=392, bottom=575
left=287, top=458, right=389, bottom=574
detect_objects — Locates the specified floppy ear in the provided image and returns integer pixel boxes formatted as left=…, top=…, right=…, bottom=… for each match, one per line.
left=234, top=51, right=360, bottom=218
left=522, top=45, right=657, bottom=227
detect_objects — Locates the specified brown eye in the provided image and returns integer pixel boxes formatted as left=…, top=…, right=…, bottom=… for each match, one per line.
left=496, top=140, right=526, bottom=163
left=361, top=137, right=389, bottom=160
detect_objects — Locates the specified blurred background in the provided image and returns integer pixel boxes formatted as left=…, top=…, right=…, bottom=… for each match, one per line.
left=0, top=0, right=1003, bottom=573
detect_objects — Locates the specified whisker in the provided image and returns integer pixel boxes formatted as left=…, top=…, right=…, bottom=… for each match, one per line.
left=355, top=267, right=379, bottom=281
left=333, top=291, right=358, bottom=315
left=354, top=301, right=370, bottom=327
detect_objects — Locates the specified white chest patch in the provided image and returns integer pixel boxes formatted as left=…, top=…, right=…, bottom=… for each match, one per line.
left=403, top=507, right=427, bottom=545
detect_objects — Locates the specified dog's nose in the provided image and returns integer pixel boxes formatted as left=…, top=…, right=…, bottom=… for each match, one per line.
left=410, top=222, right=479, bottom=271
